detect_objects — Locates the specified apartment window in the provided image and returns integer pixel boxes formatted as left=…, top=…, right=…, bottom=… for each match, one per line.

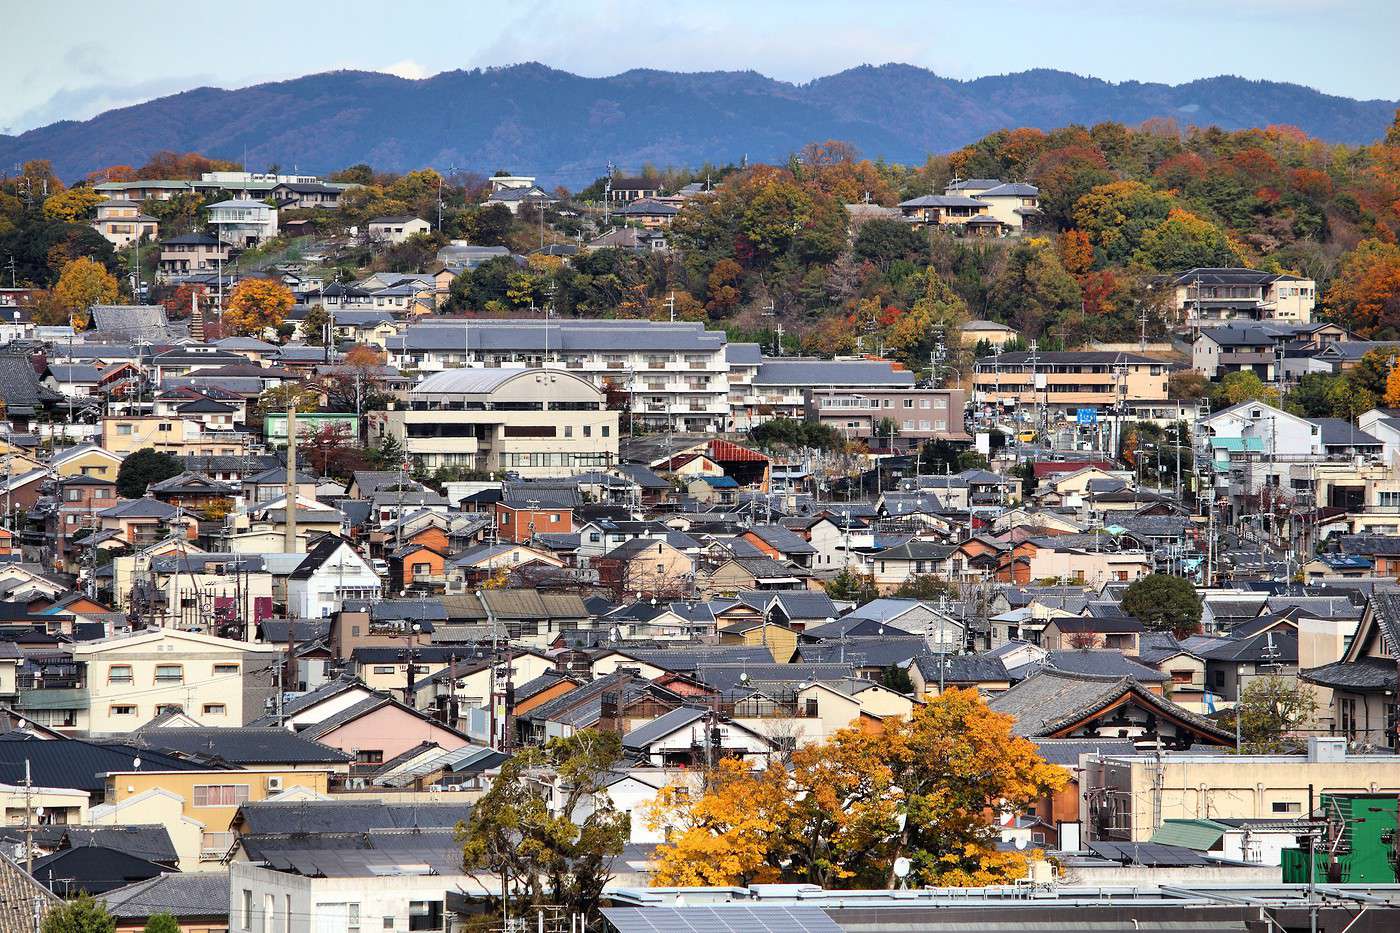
left=242, top=890, right=253, bottom=931
left=64, top=489, right=81, bottom=502
left=109, top=705, right=137, bottom=716
left=903, top=399, right=914, bottom=408
left=563, top=426, right=573, bottom=438
left=154, top=664, right=183, bottom=684
left=107, top=665, right=133, bottom=684
left=158, top=423, right=172, bottom=432
left=202, top=831, right=236, bottom=860
left=583, top=425, right=592, bottom=437
left=882, top=399, right=892, bottom=408
left=1272, top=801, right=1302, bottom=814
left=602, top=425, right=610, bottom=437
left=192, top=784, right=250, bottom=807
left=408, top=900, right=444, bottom=931
left=116, top=424, right=133, bottom=436
left=1380, top=491, right=1400, bottom=508
left=202, top=703, right=227, bottom=716
left=919, top=399, right=931, bottom=409
left=214, top=663, right=239, bottom=676
left=373, top=666, right=395, bottom=674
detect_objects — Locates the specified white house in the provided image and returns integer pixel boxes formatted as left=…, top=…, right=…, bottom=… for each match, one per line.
left=207, top=199, right=279, bottom=247
left=285, top=537, right=382, bottom=619
left=366, top=215, right=432, bottom=244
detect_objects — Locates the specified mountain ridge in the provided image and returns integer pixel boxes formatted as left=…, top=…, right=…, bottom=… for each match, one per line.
left=2, top=62, right=1394, bottom=187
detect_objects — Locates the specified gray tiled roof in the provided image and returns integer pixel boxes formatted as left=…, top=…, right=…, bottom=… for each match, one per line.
left=1043, top=649, right=1169, bottom=682
left=622, top=705, right=708, bottom=750
left=753, top=359, right=914, bottom=387
left=135, top=726, right=352, bottom=765
left=101, top=871, right=227, bottom=920
left=989, top=669, right=1230, bottom=740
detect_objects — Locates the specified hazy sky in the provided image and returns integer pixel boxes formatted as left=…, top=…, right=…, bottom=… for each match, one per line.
left=3, top=0, right=1395, bottom=134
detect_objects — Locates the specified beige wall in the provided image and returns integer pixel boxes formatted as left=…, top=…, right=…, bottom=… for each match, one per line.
left=1084, top=753, right=1400, bottom=842
left=76, top=630, right=281, bottom=732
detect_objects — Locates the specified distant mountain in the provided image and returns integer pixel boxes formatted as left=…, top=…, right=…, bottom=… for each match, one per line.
left=2, top=63, right=1394, bottom=187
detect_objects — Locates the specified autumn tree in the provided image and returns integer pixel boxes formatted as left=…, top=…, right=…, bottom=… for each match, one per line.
left=884, top=269, right=968, bottom=368
left=42, top=186, right=104, bottom=222
left=53, top=257, right=119, bottom=326
left=1131, top=208, right=1238, bottom=272
left=255, top=383, right=320, bottom=420
left=1072, top=180, right=1175, bottom=266
left=1218, top=370, right=1280, bottom=406
left=1057, top=229, right=1094, bottom=275
left=987, top=241, right=1081, bottom=338
left=1324, top=238, right=1400, bottom=337
left=648, top=689, right=1065, bottom=889
left=224, top=278, right=294, bottom=337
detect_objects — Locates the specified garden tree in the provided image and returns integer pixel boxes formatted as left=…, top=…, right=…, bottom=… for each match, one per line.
left=881, top=664, right=915, bottom=694
left=1287, top=372, right=1347, bottom=417
left=1228, top=675, right=1319, bottom=754
left=224, top=278, right=294, bottom=336
left=892, top=575, right=958, bottom=601
left=116, top=448, right=183, bottom=499
left=254, top=383, right=320, bottom=419
left=750, top=417, right=843, bottom=452
left=872, top=416, right=900, bottom=447
left=458, top=730, right=629, bottom=918
left=1072, top=180, right=1175, bottom=266
left=159, top=281, right=208, bottom=318
left=853, top=219, right=925, bottom=269
left=41, top=895, right=115, bottom=933
left=1121, top=573, right=1203, bottom=638
left=42, top=186, right=104, bottom=222
left=987, top=241, right=1081, bottom=339
left=301, top=303, right=331, bottom=345
left=142, top=914, right=181, bottom=933
left=648, top=688, right=1065, bottom=888
left=1324, top=239, right=1400, bottom=336
left=368, top=432, right=406, bottom=470
left=823, top=568, right=879, bottom=604
left=1131, top=209, right=1238, bottom=272
left=53, top=257, right=118, bottom=325
left=918, top=438, right=987, bottom=474
left=1217, top=369, right=1280, bottom=406
left=1168, top=370, right=1210, bottom=400
left=1325, top=377, right=1375, bottom=421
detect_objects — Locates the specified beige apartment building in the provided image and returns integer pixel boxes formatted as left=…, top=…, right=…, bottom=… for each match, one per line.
left=101, top=415, right=247, bottom=456
left=1081, top=740, right=1400, bottom=843
left=972, top=350, right=1169, bottom=415
left=74, top=628, right=282, bottom=733
left=807, top=386, right=968, bottom=449
left=370, top=367, right=619, bottom=478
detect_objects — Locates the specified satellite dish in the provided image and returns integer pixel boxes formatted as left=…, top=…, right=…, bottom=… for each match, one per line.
left=132, top=757, right=142, bottom=770
left=1014, top=836, right=1027, bottom=850
left=893, top=857, right=911, bottom=878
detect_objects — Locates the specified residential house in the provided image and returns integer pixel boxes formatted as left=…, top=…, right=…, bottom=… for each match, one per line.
left=157, top=233, right=230, bottom=280
left=285, top=536, right=381, bottom=620
left=206, top=199, right=278, bottom=247
left=367, top=215, right=432, bottom=243
left=92, top=200, right=158, bottom=248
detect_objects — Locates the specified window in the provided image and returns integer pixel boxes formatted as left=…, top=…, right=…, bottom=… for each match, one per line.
left=602, top=425, right=610, bottom=437
left=356, top=749, right=384, bottom=764
left=549, top=513, right=560, bottom=523
left=373, top=665, right=395, bottom=675
left=193, top=784, right=250, bottom=807
left=563, top=425, right=573, bottom=437
left=154, top=664, right=183, bottom=684
left=318, top=904, right=360, bottom=933
left=214, top=663, right=239, bottom=676
left=1272, top=801, right=1302, bottom=814
left=1213, top=670, right=1225, bottom=688
left=412, top=562, right=431, bottom=575
left=158, top=423, right=172, bottom=432
left=242, top=890, right=253, bottom=931
left=408, top=900, right=444, bottom=931
left=116, top=424, right=133, bottom=436
left=1170, top=670, right=1194, bottom=685
left=583, top=425, right=592, bottom=437
left=108, top=665, right=133, bottom=684
left=903, top=399, right=914, bottom=408
left=202, top=703, right=227, bottom=716
left=109, top=705, right=137, bottom=716
left=202, top=831, right=236, bottom=859
left=919, top=399, right=931, bottom=409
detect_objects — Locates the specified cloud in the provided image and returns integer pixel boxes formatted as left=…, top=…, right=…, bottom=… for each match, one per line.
left=5, top=75, right=219, bottom=134
left=380, top=59, right=430, bottom=80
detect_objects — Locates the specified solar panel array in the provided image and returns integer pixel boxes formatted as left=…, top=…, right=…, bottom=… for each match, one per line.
left=601, top=906, right=842, bottom=933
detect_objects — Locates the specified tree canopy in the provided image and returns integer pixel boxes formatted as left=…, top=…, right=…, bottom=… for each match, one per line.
left=1121, top=573, right=1203, bottom=638
left=115, top=448, right=184, bottom=499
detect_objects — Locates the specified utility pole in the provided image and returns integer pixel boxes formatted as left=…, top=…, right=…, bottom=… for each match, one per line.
left=283, top=407, right=299, bottom=555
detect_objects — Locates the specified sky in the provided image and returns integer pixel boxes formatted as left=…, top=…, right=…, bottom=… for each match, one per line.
left=2, top=0, right=1396, bottom=135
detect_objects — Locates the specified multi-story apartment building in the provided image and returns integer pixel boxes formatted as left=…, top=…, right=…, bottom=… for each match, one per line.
left=728, top=358, right=914, bottom=431
left=386, top=320, right=730, bottom=432
left=1172, top=267, right=1316, bottom=326
left=971, top=351, right=1169, bottom=416
left=808, top=386, right=968, bottom=449
left=157, top=233, right=230, bottom=280
left=369, top=367, right=619, bottom=477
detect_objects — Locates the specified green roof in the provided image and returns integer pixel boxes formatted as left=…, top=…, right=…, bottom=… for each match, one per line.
left=1150, top=818, right=1230, bottom=850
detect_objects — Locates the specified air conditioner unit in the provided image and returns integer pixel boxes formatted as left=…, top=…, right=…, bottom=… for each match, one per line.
left=265, top=776, right=284, bottom=792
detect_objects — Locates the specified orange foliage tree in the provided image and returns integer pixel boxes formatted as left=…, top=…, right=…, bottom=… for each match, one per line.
left=224, top=278, right=294, bottom=337
left=1058, top=229, right=1094, bottom=276
left=647, top=687, right=1065, bottom=888
left=1325, top=238, right=1400, bottom=337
